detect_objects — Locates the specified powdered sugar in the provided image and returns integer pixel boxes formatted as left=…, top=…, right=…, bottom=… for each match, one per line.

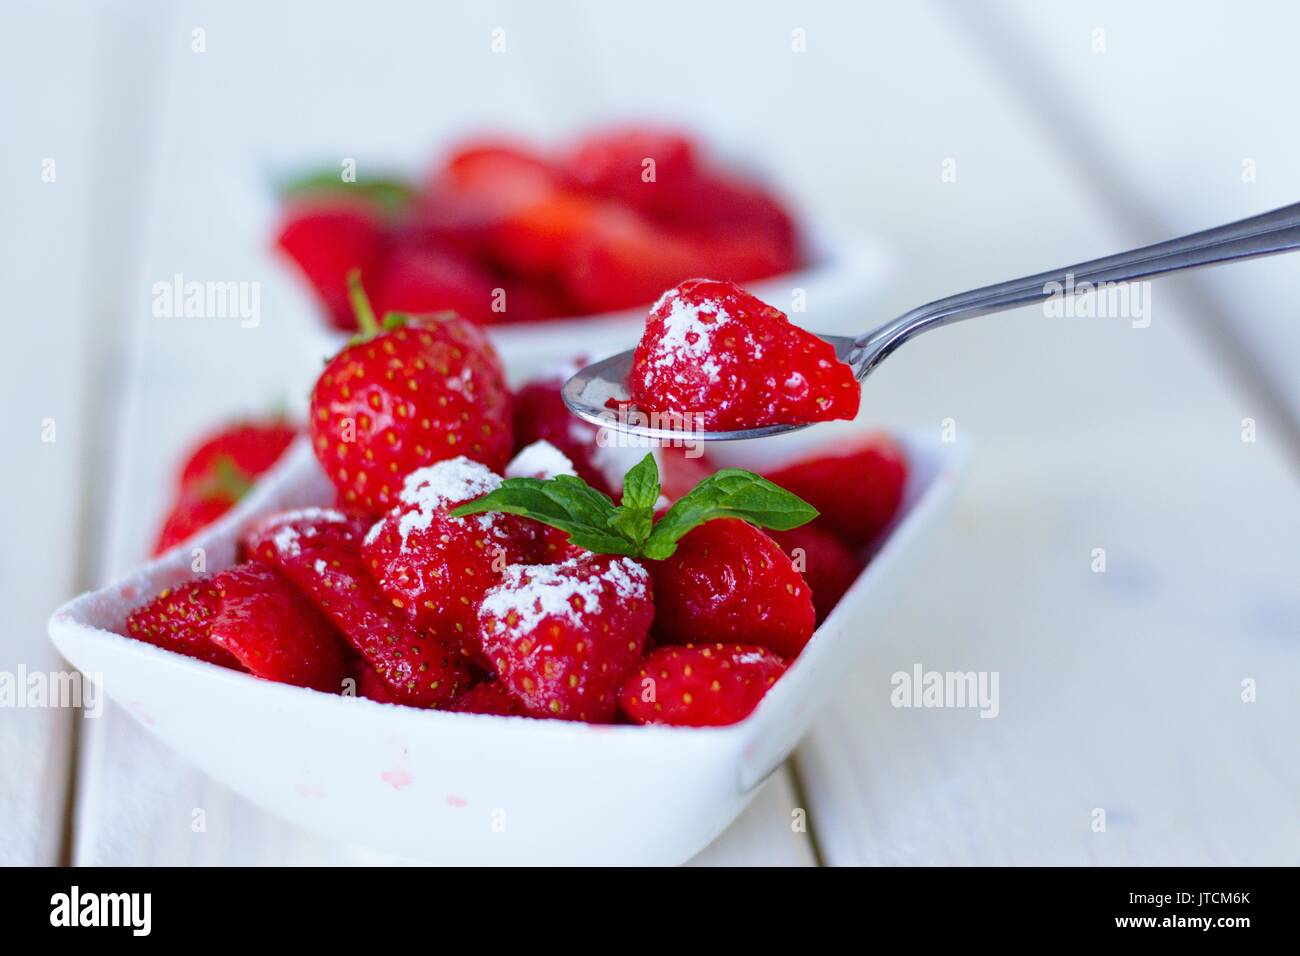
left=480, top=556, right=649, bottom=635
left=651, top=290, right=730, bottom=381
left=392, top=456, right=502, bottom=550
left=506, top=440, right=576, bottom=480
left=266, top=507, right=348, bottom=557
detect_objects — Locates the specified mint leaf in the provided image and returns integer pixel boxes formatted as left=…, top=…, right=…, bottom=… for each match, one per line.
left=642, top=470, right=818, bottom=560
left=450, top=477, right=639, bottom=556
left=608, top=454, right=659, bottom=547
left=280, top=170, right=415, bottom=218
left=452, top=459, right=817, bottom=562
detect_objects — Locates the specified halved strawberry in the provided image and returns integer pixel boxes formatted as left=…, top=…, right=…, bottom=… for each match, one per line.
left=629, top=279, right=860, bottom=430
left=769, top=523, right=864, bottom=624
left=205, top=563, right=351, bottom=692
left=309, top=279, right=513, bottom=514
left=764, top=434, right=907, bottom=548
left=619, top=643, right=787, bottom=726
left=275, top=203, right=387, bottom=331
left=125, top=577, right=239, bottom=668
left=125, top=563, right=350, bottom=691
left=648, top=518, right=815, bottom=659
left=245, top=507, right=471, bottom=707
left=478, top=554, right=653, bottom=722
left=362, top=457, right=536, bottom=663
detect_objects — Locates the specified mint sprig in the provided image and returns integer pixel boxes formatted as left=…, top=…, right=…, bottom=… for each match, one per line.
left=451, top=454, right=818, bottom=560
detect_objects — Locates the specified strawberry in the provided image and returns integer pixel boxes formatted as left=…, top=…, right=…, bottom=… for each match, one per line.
left=565, top=127, right=700, bottom=214
left=448, top=680, right=530, bottom=717
left=125, top=577, right=240, bottom=668
left=153, top=419, right=298, bottom=555
left=648, top=518, right=815, bottom=659
left=511, top=366, right=616, bottom=497
left=628, top=279, right=860, bottom=430
left=154, top=494, right=243, bottom=555
left=275, top=203, right=387, bottom=331
left=125, top=564, right=350, bottom=690
left=174, top=420, right=298, bottom=493
left=619, top=643, right=787, bottom=726
left=370, top=243, right=498, bottom=325
left=764, top=434, right=907, bottom=547
left=505, top=440, right=586, bottom=562
left=245, top=507, right=471, bottom=707
left=309, top=275, right=513, bottom=514
left=769, top=524, right=864, bottom=624
left=477, top=554, right=653, bottom=722
left=361, top=457, right=537, bottom=663
left=205, top=563, right=351, bottom=692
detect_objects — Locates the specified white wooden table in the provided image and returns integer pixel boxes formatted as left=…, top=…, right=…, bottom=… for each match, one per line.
left=5, top=0, right=1298, bottom=867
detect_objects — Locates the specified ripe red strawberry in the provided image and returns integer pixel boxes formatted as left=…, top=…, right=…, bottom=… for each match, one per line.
left=276, top=203, right=387, bottom=330
left=153, top=419, right=298, bottom=555
left=362, top=457, right=537, bottom=662
left=648, top=518, right=815, bottom=659
left=769, top=524, right=864, bottom=624
left=125, top=577, right=240, bottom=668
left=565, top=127, right=700, bottom=213
left=370, top=243, right=498, bottom=324
left=309, top=278, right=513, bottom=514
left=511, top=366, right=617, bottom=497
left=175, top=420, right=298, bottom=493
left=764, top=434, right=907, bottom=547
left=154, top=494, right=242, bottom=555
left=205, top=563, right=351, bottom=692
left=478, top=554, right=653, bottom=722
left=125, top=564, right=350, bottom=690
left=629, top=279, right=860, bottom=430
left=619, top=643, right=787, bottom=727
left=448, top=680, right=530, bottom=717
left=246, top=507, right=471, bottom=707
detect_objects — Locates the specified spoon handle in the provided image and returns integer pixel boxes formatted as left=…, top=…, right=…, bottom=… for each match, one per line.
left=853, top=201, right=1300, bottom=377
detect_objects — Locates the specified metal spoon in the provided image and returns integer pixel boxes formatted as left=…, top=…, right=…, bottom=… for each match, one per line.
left=563, top=201, right=1300, bottom=441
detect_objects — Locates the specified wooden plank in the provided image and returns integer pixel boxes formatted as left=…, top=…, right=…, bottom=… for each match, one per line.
left=0, top=8, right=107, bottom=866
left=782, top=2, right=1300, bottom=865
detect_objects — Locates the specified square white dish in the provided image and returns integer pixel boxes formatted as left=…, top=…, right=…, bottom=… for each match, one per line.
left=49, top=429, right=966, bottom=865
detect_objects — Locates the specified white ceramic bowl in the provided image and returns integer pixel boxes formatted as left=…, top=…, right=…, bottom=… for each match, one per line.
left=49, top=429, right=966, bottom=865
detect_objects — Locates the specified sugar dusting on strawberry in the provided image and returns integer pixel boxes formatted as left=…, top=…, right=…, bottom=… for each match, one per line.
left=629, top=279, right=860, bottom=430
left=479, top=554, right=652, bottom=722
left=363, top=457, right=536, bottom=663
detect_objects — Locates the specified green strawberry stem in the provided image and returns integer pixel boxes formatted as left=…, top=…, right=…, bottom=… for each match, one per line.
left=452, top=453, right=818, bottom=561
left=346, top=270, right=381, bottom=341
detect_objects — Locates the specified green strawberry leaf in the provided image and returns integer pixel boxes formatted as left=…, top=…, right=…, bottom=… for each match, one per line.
left=452, top=455, right=817, bottom=562
left=642, top=469, right=819, bottom=560
left=608, top=454, right=659, bottom=547
left=450, top=476, right=639, bottom=556
left=279, top=169, right=415, bottom=218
